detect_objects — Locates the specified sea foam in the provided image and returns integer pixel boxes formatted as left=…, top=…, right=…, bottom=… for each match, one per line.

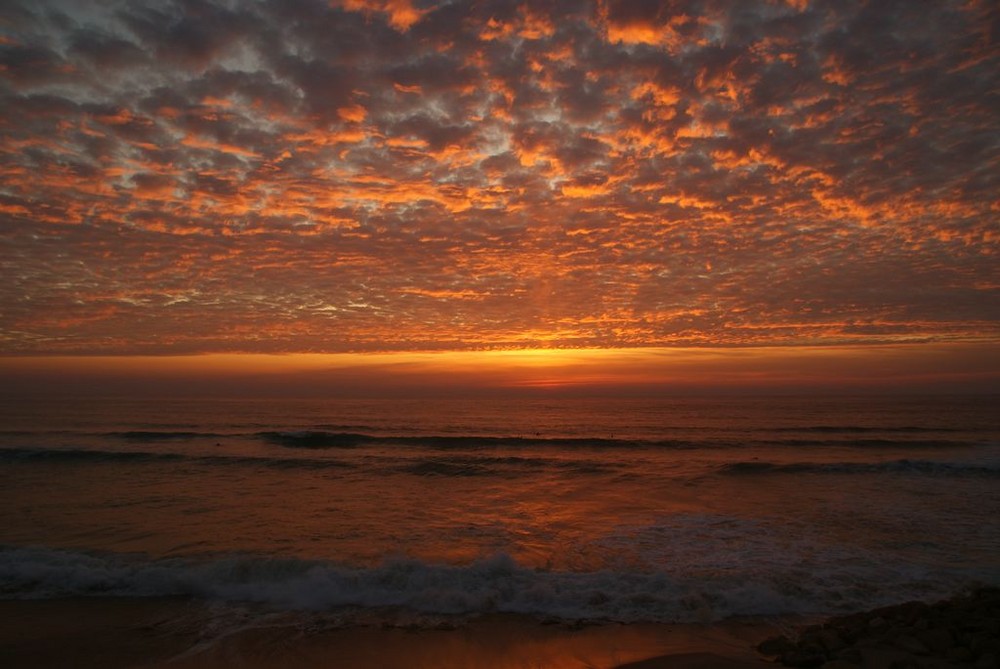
left=0, top=545, right=990, bottom=624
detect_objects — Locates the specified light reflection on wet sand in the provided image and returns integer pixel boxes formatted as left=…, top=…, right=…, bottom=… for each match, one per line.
left=0, top=598, right=784, bottom=669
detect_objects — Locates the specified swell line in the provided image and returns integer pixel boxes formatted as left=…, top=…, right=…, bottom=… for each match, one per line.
left=718, top=459, right=1000, bottom=476
left=0, top=447, right=352, bottom=471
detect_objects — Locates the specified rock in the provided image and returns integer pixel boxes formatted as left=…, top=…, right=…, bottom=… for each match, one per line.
left=891, top=601, right=931, bottom=626
left=974, top=652, right=998, bottom=669
left=781, top=646, right=827, bottom=667
left=892, top=634, right=930, bottom=655
left=858, top=645, right=918, bottom=668
left=854, top=636, right=884, bottom=650
left=917, top=660, right=960, bottom=669
left=829, top=612, right=869, bottom=644
left=869, top=616, right=889, bottom=631
left=971, top=634, right=1000, bottom=659
left=835, top=647, right=863, bottom=664
left=946, top=646, right=973, bottom=662
left=917, top=627, right=953, bottom=653
left=817, top=629, right=846, bottom=654
left=819, top=660, right=860, bottom=669
left=774, top=590, right=1000, bottom=669
left=758, top=635, right=795, bottom=657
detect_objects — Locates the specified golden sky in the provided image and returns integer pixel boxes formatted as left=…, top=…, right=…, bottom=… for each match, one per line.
left=2, top=344, right=997, bottom=396
left=0, top=0, right=997, bottom=391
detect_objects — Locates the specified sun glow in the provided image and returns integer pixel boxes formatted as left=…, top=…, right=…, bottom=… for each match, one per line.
left=3, top=343, right=997, bottom=397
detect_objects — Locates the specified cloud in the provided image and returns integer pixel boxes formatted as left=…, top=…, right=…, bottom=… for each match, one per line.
left=0, top=0, right=996, bottom=355
left=336, top=0, right=428, bottom=32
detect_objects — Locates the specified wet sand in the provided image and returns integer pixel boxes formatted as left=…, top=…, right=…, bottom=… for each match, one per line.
left=0, top=598, right=200, bottom=669
left=0, top=598, right=783, bottom=668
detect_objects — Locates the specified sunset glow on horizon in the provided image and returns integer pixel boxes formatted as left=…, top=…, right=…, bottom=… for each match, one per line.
left=1, top=0, right=998, bottom=392
left=3, top=343, right=998, bottom=396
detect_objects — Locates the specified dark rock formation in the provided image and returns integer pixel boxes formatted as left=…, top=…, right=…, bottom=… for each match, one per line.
left=758, top=588, right=1000, bottom=669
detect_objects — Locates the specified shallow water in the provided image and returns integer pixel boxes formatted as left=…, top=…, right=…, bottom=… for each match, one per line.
left=1, top=395, right=997, bottom=623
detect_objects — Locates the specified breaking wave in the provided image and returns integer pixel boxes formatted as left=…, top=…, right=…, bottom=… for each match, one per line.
left=0, top=546, right=988, bottom=624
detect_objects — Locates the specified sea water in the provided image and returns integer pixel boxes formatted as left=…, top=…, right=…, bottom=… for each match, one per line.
left=1, top=395, right=997, bottom=624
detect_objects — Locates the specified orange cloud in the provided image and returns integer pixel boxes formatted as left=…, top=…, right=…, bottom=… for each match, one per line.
left=0, top=0, right=996, bottom=363
left=337, top=103, right=368, bottom=123
left=336, top=0, right=427, bottom=31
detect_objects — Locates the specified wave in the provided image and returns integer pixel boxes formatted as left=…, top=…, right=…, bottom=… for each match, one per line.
left=0, top=447, right=613, bottom=477
left=0, top=447, right=187, bottom=464
left=0, top=546, right=988, bottom=624
left=0, top=447, right=352, bottom=471
left=3, top=427, right=984, bottom=452
left=257, top=431, right=652, bottom=450
left=718, top=459, right=1000, bottom=476
left=232, top=431, right=986, bottom=452
left=0, top=429, right=232, bottom=444
left=258, top=431, right=374, bottom=449
left=393, top=455, right=620, bottom=477
left=111, top=431, right=228, bottom=441
left=261, top=431, right=937, bottom=452
left=771, top=426, right=963, bottom=434
left=764, top=438, right=974, bottom=449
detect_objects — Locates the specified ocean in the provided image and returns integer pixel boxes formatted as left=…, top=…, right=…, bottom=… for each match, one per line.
left=1, top=394, right=998, bottom=630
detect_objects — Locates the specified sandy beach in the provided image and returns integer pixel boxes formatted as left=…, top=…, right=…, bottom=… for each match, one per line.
left=4, top=590, right=998, bottom=667
left=0, top=597, right=784, bottom=668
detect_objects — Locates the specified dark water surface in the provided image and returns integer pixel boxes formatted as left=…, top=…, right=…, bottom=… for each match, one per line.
left=1, top=395, right=997, bottom=623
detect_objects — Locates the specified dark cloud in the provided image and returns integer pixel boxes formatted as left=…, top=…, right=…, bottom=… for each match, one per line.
left=0, top=43, right=70, bottom=85
left=68, top=29, right=146, bottom=69
left=115, top=0, right=259, bottom=69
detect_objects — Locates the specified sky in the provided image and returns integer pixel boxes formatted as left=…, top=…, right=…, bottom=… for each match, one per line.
left=1, top=0, right=998, bottom=394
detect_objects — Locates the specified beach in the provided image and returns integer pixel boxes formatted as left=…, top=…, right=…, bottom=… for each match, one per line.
left=3, top=590, right=998, bottom=668
left=0, top=597, right=786, bottom=668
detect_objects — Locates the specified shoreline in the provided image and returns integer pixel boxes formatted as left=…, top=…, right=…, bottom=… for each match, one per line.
left=0, top=590, right=995, bottom=668
left=0, top=597, right=796, bottom=669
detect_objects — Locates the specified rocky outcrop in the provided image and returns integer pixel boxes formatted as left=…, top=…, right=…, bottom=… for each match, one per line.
left=758, top=588, right=1000, bottom=668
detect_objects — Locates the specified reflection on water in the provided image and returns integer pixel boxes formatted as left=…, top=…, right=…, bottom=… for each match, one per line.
left=1, top=395, right=997, bottom=621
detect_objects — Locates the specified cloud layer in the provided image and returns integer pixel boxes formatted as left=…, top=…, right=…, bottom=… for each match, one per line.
left=1, top=0, right=997, bottom=354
